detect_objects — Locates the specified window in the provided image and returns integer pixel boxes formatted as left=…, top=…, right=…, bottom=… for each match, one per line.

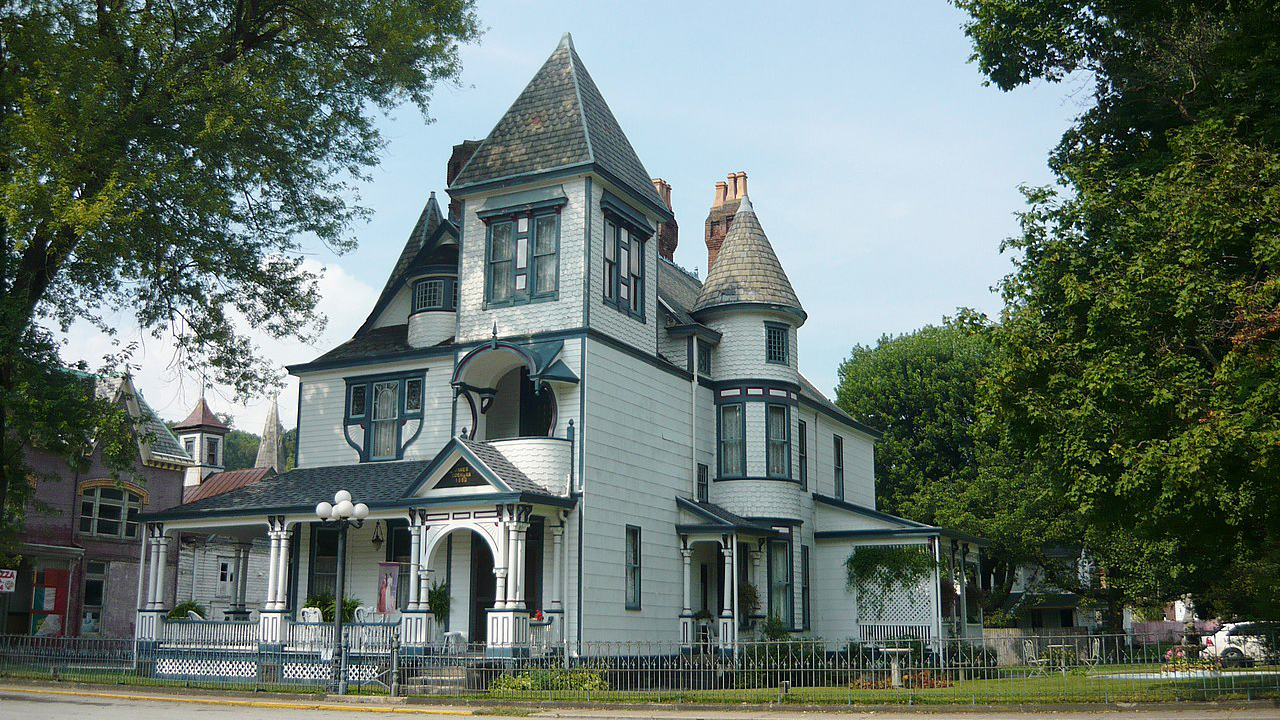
left=218, top=557, right=236, bottom=597
left=768, top=539, right=793, bottom=627
left=767, top=404, right=790, bottom=478
left=833, top=434, right=845, bottom=500
left=346, top=373, right=425, bottom=462
left=205, top=436, right=219, bottom=466
left=766, top=324, right=789, bottom=365
left=487, top=213, right=558, bottom=304
left=405, top=378, right=423, bottom=413
left=798, top=420, right=808, bottom=489
left=81, top=561, right=106, bottom=634
left=625, top=525, right=641, bottom=609
left=697, top=344, right=712, bottom=375
left=183, top=438, right=195, bottom=458
left=310, top=526, right=338, bottom=597
left=801, top=545, right=811, bottom=630
left=370, top=380, right=399, bottom=461
left=604, top=218, right=647, bottom=319
left=349, top=385, right=367, bottom=418
left=413, top=279, right=445, bottom=311
left=79, top=486, right=142, bottom=539
left=696, top=463, right=709, bottom=503
left=719, top=404, right=744, bottom=477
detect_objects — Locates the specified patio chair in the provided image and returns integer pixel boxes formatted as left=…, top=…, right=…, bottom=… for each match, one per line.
left=186, top=610, right=204, bottom=620
left=1023, top=639, right=1050, bottom=676
left=300, top=607, right=323, bottom=623
left=353, top=605, right=372, bottom=623
left=1079, top=637, right=1103, bottom=671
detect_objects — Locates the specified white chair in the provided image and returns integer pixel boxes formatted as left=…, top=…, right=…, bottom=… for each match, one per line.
left=353, top=605, right=372, bottom=623
left=1023, top=639, right=1050, bottom=676
left=1080, top=637, right=1103, bottom=670
left=186, top=610, right=204, bottom=620
left=300, top=607, right=323, bottom=623
left=443, top=630, right=467, bottom=654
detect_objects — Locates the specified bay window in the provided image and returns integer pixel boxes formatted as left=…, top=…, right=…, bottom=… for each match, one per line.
left=603, top=208, right=649, bottom=320
left=486, top=212, right=559, bottom=305
left=719, top=404, right=745, bottom=477
left=766, top=403, right=790, bottom=478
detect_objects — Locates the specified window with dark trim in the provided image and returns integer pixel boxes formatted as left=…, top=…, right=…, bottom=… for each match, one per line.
left=310, top=525, right=338, bottom=597
left=767, top=538, right=793, bottom=627
left=486, top=213, right=559, bottom=305
left=798, top=420, right=808, bottom=489
left=719, top=404, right=745, bottom=478
left=79, top=486, right=142, bottom=539
left=205, top=436, right=220, bottom=466
left=696, top=463, right=709, bottom=503
left=183, top=438, right=195, bottom=458
left=81, top=560, right=107, bottom=635
left=833, top=434, right=845, bottom=500
left=603, top=217, right=647, bottom=319
left=413, top=278, right=445, bottom=311
left=697, top=344, right=712, bottom=375
left=766, top=324, right=789, bottom=365
left=345, top=372, right=426, bottom=462
left=801, top=545, right=811, bottom=630
left=625, top=525, right=642, bottom=609
left=766, top=403, right=790, bottom=478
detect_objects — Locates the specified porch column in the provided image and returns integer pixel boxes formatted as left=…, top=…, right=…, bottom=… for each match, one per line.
left=153, top=530, right=171, bottom=609
left=275, top=524, right=291, bottom=609
left=679, top=537, right=694, bottom=649
left=751, top=543, right=765, bottom=623
left=494, top=521, right=509, bottom=609
left=417, top=513, right=431, bottom=605
left=550, top=523, right=563, bottom=611
left=718, top=534, right=736, bottom=651
left=235, top=541, right=252, bottom=611
left=145, top=531, right=159, bottom=609
left=487, top=504, right=531, bottom=657
left=510, top=520, right=528, bottom=610
left=137, top=524, right=166, bottom=644
left=407, top=511, right=422, bottom=610
left=264, top=526, right=281, bottom=611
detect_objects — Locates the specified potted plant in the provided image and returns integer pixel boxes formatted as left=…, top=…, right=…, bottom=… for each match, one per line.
left=427, top=581, right=450, bottom=628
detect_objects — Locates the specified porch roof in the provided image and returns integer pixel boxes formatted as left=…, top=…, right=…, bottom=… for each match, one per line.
left=675, top=497, right=778, bottom=536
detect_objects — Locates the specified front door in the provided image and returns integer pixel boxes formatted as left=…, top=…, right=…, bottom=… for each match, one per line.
left=469, top=535, right=495, bottom=644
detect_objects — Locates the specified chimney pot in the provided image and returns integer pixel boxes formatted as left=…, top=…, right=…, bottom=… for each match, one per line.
left=714, top=181, right=728, bottom=207
left=736, top=172, right=748, bottom=198
left=727, top=173, right=739, bottom=199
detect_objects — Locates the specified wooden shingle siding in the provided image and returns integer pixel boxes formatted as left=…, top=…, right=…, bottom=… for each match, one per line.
left=586, top=181, right=660, bottom=354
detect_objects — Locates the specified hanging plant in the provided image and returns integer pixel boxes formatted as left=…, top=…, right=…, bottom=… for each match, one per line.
left=845, top=545, right=936, bottom=617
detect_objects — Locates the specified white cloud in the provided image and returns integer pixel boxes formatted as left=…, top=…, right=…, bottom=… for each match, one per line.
left=54, top=258, right=377, bottom=437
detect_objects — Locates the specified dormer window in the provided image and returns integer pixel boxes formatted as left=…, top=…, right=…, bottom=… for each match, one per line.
left=413, top=279, right=445, bottom=311
left=766, top=323, right=789, bottom=365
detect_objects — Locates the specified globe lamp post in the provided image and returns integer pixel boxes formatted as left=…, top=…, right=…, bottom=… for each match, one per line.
left=315, top=489, right=368, bottom=694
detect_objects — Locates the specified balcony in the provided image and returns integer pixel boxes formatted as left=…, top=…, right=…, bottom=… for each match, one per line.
left=485, top=437, right=573, bottom=496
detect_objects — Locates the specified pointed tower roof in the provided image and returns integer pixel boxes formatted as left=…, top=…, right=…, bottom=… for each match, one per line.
left=692, top=196, right=806, bottom=321
left=254, top=397, right=285, bottom=472
left=449, top=33, right=672, bottom=220
left=173, top=396, right=229, bottom=433
left=355, top=192, right=457, bottom=334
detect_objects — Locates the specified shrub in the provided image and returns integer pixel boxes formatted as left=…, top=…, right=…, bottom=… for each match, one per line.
left=166, top=600, right=207, bottom=620
left=489, top=666, right=609, bottom=692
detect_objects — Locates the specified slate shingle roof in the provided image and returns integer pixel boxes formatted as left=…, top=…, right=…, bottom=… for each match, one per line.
left=309, top=325, right=418, bottom=365
left=798, top=373, right=883, bottom=439
left=692, top=195, right=804, bottom=317
left=173, top=397, right=229, bottom=432
left=459, top=439, right=548, bottom=495
left=657, top=258, right=703, bottom=326
left=155, top=461, right=433, bottom=516
left=356, top=193, right=457, bottom=335
left=449, top=34, right=668, bottom=218
left=94, top=375, right=190, bottom=461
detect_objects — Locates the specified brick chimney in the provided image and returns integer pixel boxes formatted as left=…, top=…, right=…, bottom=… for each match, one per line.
left=652, top=178, right=679, bottom=261
left=705, top=171, right=747, bottom=272
left=446, top=140, right=481, bottom=222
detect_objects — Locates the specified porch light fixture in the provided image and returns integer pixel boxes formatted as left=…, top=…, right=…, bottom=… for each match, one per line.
left=314, top=489, right=368, bottom=695
left=371, top=520, right=384, bottom=551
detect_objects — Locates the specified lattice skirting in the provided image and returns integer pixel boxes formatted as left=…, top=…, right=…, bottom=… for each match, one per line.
left=284, top=660, right=385, bottom=682
left=155, top=656, right=257, bottom=679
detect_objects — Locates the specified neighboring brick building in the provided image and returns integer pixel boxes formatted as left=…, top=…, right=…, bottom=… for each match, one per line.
left=2, top=373, right=188, bottom=637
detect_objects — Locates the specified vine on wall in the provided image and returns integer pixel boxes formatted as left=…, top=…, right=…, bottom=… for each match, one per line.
left=845, top=545, right=936, bottom=616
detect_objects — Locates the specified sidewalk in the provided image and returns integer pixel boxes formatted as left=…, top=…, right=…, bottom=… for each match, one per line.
left=0, top=679, right=1277, bottom=719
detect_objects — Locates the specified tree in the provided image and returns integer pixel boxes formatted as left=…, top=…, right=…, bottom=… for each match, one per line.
left=223, top=429, right=260, bottom=471
left=956, top=0, right=1280, bottom=615
left=0, top=0, right=479, bottom=538
left=281, top=427, right=298, bottom=472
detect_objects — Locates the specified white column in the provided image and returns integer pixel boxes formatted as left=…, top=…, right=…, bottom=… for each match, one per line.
left=408, top=515, right=422, bottom=610
left=506, top=521, right=520, bottom=608
left=721, top=538, right=734, bottom=617
left=495, top=521, right=510, bottom=609
left=275, top=524, right=291, bottom=608
left=264, top=528, right=280, bottom=611
left=236, top=542, right=251, bottom=610
left=681, top=548, right=692, bottom=614
left=154, top=532, right=170, bottom=609
left=550, top=525, right=564, bottom=611
left=514, top=523, right=529, bottom=610
left=417, top=526, right=432, bottom=607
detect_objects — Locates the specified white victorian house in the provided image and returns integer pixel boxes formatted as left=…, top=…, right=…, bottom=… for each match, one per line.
left=135, top=34, right=984, bottom=678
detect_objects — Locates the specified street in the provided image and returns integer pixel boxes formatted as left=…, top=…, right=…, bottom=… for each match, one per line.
left=1, top=686, right=1279, bottom=720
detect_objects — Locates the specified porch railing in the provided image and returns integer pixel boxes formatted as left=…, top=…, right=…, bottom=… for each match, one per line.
left=858, top=623, right=933, bottom=644
left=157, top=618, right=258, bottom=650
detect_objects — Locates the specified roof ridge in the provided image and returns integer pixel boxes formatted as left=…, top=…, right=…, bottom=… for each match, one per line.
left=563, top=35, right=595, bottom=166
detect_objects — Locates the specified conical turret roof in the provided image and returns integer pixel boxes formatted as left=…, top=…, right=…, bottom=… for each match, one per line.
left=174, top=397, right=229, bottom=433
left=449, top=33, right=670, bottom=219
left=692, top=196, right=805, bottom=320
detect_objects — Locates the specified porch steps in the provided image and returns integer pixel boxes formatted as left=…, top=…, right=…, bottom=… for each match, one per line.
left=402, top=665, right=468, bottom=694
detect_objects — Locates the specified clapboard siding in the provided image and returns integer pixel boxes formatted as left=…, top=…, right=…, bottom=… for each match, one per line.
left=176, top=536, right=272, bottom=617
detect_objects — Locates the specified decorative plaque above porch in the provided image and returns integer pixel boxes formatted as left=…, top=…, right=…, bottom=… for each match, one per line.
left=432, top=459, right=490, bottom=490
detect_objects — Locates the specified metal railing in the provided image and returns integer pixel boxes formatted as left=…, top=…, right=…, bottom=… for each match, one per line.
left=0, top=631, right=1276, bottom=703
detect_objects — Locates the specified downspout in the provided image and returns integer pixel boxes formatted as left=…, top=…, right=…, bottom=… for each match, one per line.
left=690, top=336, right=698, bottom=497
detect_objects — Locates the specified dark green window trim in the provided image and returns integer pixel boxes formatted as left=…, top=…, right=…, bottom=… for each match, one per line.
left=766, top=403, right=791, bottom=479
left=411, top=276, right=458, bottom=313
left=800, top=544, right=811, bottom=631
left=697, top=344, right=712, bottom=375
left=833, top=434, right=845, bottom=501
left=344, top=370, right=426, bottom=462
left=797, top=420, right=808, bottom=490
left=602, top=205, right=650, bottom=322
left=765, top=322, right=789, bottom=365
left=718, top=403, right=746, bottom=479
left=483, top=210, right=560, bottom=307
left=766, top=536, right=793, bottom=627
left=696, top=463, right=709, bottom=503
left=625, top=524, right=642, bottom=610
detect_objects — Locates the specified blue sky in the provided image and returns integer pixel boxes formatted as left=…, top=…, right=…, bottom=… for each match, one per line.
left=64, top=1, right=1084, bottom=433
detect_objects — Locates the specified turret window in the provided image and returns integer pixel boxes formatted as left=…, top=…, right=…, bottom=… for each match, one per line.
left=766, top=324, right=789, bottom=365
left=486, top=212, right=559, bottom=306
left=205, top=437, right=220, bottom=466
left=718, top=404, right=745, bottom=477
left=413, top=279, right=445, bottom=311
left=766, top=404, right=790, bottom=478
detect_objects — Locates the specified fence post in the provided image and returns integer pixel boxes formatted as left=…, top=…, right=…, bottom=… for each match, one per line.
left=390, top=634, right=400, bottom=698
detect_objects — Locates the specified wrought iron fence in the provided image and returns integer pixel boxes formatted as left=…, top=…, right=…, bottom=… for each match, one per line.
left=0, top=631, right=1276, bottom=704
